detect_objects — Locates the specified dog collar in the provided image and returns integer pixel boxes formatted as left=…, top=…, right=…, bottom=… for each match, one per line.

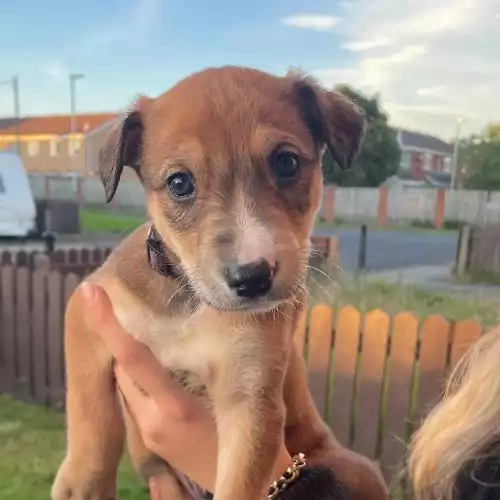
left=146, top=225, right=181, bottom=278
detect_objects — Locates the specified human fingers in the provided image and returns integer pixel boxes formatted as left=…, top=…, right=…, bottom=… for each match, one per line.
left=114, top=364, right=157, bottom=431
left=80, top=282, right=186, bottom=403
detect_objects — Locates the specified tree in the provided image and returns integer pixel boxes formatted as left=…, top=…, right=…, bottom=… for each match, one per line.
left=461, top=122, right=500, bottom=190
left=322, top=85, right=401, bottom=186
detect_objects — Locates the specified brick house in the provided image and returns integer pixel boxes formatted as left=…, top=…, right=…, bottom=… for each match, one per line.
left=396, top=128, right=454, bottom=182
left=0, top=113, right=119, bottom=175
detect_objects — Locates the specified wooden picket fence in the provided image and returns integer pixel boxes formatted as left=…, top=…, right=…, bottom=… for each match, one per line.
left=0, top=249, right=485, bottom=485
left=0, top=246, right=113, bottom=274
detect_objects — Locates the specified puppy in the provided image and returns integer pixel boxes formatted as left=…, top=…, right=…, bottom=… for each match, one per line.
left=51, top=66, right=388, bottom=500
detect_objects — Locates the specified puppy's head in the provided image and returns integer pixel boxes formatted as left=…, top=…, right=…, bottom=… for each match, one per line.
left=100, top=66, right=365, bottom=312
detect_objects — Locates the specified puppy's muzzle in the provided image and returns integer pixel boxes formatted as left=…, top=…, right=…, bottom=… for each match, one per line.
left=224, top=259, right=276, bottom=299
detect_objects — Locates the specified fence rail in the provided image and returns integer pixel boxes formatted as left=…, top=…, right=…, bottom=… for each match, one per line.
left=0, top=260, right=485, bottom=482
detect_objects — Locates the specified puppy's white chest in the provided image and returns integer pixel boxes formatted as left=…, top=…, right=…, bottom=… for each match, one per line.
left=114, top=304, right=219, bottom=377
left=107, top=283, right=272, bottom=398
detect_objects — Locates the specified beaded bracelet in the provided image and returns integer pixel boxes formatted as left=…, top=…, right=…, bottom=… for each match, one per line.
left=268, top=453, right=307, bottom=499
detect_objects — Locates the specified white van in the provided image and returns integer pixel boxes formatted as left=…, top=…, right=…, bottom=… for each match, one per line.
left=0, top=152, right=38, bottom=238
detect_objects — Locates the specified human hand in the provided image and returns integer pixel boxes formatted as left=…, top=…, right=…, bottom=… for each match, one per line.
left=82, top=281, right=218, bottom=492
left=81, top=281, right=293, bottom=496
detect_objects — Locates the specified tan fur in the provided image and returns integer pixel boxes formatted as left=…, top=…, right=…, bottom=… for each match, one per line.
left=52, top=66, right=387, bottom=500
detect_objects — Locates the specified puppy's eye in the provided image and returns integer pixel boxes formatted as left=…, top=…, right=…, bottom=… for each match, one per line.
left=167, top=172, right=195, bottom=199
left=272, top=152, right=299, bottom=180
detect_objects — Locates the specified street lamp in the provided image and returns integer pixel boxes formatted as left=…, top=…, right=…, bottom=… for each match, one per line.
left=451, top=116, right=463, bottom=190
left=69, top=73, right=85, bottom=172
left=0, top=76, right=21, bottom=154
left=69, top=73, right=85, bottom=137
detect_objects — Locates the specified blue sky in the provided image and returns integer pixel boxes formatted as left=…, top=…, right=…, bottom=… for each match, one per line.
left=1, top=0, right=499, bottom=139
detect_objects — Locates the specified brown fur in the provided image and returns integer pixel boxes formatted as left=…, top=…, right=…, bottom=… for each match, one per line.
left=51, top=66, right=388, bottom=500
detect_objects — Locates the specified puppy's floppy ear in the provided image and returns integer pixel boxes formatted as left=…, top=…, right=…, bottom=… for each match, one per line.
left=286, top=69, right=366, bottom=170
left=99, top=97, right=150, bottom=202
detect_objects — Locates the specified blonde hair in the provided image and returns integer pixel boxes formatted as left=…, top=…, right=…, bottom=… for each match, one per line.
left=408, top=325, right=500, bottom=500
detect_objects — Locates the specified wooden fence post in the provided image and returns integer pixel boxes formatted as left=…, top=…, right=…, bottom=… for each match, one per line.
left=455, top=225, right=472, bottom=276
left=434, top=188, right=446, bottom=228
left=377, top=185, right=389, bottom=226
left=322, top=184, right=336, bottom=222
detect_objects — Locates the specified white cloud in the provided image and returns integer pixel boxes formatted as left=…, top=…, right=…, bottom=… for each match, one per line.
left=298, top=0, right=499, bottom=138
left=342, top=37, right=392, bottom=52
left=416, top=85, right=448, bottom=98
left=43, top=61, right=68, bottom=81
left=281, top=15, right=340, bottom=32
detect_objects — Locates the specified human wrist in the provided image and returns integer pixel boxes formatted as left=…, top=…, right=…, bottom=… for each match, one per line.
left=271, top=445, right=293, bottom=485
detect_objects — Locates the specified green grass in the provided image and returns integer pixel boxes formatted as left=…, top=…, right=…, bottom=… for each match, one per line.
left=0, top=395, right=148, bottom=500
left=455, top=269, right=500, bottom=286
left=80, top=209, right=146, bottom=234
left=79, top=207, right=458, bottom=237
left=308, top=271, right=500, bottom=330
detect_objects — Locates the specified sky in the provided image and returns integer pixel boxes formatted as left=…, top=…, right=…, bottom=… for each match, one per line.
left=1, top=0, right=499, bottom=140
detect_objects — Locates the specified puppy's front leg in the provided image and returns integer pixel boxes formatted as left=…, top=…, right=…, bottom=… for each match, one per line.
left=211, top=332, right=289, bottom=500
left=212, top=389, right=286, bottom=500
left=51, top=288, right=125, bottom=500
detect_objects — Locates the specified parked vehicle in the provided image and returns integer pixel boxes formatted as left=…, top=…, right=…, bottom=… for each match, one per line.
left=0, top=152, right=39, bottom=238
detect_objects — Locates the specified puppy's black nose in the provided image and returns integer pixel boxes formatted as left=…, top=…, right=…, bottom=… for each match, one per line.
left=225, top=259, right=274, bottom=298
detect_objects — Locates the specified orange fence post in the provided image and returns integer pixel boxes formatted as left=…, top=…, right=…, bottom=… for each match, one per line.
left=322, top=184, right=335, bottom=222
left=434, top=188, right=446, bottom=228
left=377, top=185, right=389, bottom=226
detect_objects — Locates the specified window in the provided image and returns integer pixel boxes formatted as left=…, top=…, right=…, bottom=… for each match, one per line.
left=27, top=141, right=39, bottom=156
left=400, top=151, right=411, bottom=170
left=0, top=175, right=5, bottom=194
left=50, top=139, right=61, bottom=157
left=424, top=152, right=432, bottom=170
left=68, top=139, right=81, bottom=156
left=443, top=157, right=452, bottom=173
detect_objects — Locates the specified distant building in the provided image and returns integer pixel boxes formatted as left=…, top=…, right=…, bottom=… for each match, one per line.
left=0, top=113, right=119, bottom=175
left=396, top=128, right=454, bottom=181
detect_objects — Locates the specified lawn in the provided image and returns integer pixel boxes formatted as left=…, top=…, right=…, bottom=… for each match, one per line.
left=80, top=208, right=146, bottom=234
left=0, top=395, right=148, bottom=500
left=79, top=207, right=460, bottom=238
left=309, top=270, right=500, bottom=330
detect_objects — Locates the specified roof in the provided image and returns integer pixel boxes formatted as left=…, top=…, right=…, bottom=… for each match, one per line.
left=397, top=128, right=454, bottom=155
left=0, top=118, right=26, bottom=130
left=0, top=113, right=119, bottom=136
left=385, top=171, right=452, bottom=189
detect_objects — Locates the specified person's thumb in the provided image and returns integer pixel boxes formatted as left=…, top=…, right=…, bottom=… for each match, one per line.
left=80, top=281, right=116, bottom=330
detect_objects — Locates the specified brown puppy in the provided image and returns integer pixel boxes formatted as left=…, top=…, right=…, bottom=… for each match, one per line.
left=51, top=66, right=388, bottom=500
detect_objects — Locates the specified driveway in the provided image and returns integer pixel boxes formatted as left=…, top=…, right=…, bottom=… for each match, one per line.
left=314, top=227, right=459, bottom=271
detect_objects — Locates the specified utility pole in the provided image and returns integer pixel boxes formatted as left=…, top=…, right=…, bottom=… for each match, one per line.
left=451, top=117, right=463, bottom=190
left=0, top=76, right=21, bottom=154
left=12, top=76, right=20, bottom=155
left=69, top=73, right=85, bottom=172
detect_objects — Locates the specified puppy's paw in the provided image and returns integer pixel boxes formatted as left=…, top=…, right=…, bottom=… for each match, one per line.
left=51, top=460, right=116, bottom=500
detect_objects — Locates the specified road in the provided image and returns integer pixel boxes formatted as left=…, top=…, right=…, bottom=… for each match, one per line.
left=0, top=228, right=459, bottom=272
left=314, top=227, right=458, bottom=271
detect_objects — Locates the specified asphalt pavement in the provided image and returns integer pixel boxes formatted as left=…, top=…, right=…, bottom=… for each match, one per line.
left=0, top=227, right=459, bottom=273
left=314, top=226, right=459, bottom=272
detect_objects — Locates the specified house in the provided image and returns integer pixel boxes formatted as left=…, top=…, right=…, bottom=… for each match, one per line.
left=385, top=170, right=455, bottom=189
left=396, top=128, right=454, bottom=181
left=0, top=113, right=119, bottom=175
